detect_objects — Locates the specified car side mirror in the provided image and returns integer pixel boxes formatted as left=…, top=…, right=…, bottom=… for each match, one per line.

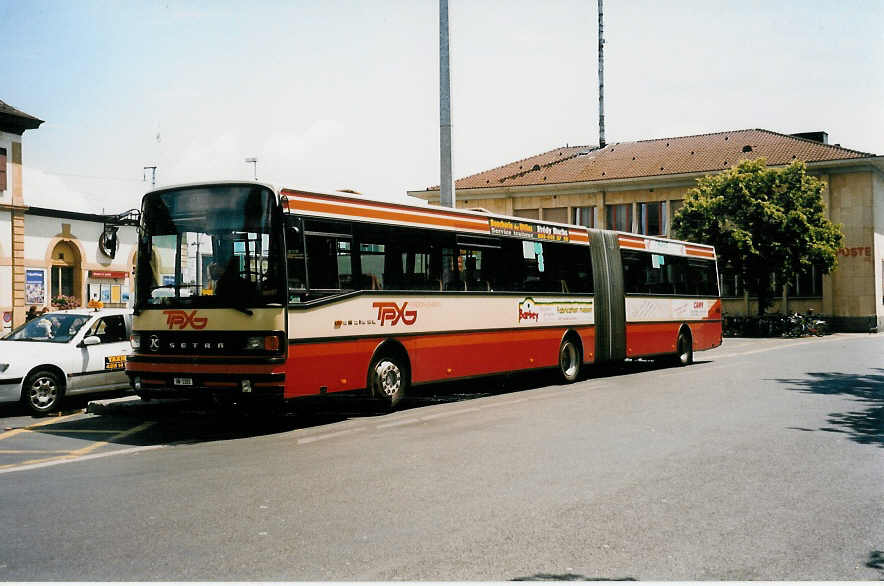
left=82, top=335, right=101, bottom=346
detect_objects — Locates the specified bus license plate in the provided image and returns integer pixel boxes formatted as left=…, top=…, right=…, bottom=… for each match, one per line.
left=173, top=377, right=193, bottom=386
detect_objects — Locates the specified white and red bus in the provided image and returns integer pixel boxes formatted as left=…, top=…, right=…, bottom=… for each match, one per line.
left=126, top=182, right=721, bottom=408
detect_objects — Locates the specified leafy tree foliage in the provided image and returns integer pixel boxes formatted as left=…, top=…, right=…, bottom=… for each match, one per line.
left=671, top=159, right=843, bottom=314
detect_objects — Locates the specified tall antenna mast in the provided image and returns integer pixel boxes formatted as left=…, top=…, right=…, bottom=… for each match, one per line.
left=598, top=0, right=606, bottom=148
left=439, top=0, right=455, bottom=208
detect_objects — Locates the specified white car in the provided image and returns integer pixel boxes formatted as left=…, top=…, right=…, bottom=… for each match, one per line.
left=0, top=308, right=133, bottom=414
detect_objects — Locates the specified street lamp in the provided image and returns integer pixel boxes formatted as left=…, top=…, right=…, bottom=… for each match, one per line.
left=245, top=157, right=258, bottom=181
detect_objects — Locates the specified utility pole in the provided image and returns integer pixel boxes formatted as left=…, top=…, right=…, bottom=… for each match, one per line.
left=439, top=0, right=455, bottom=208
left=143, top=165, right=157, bottom=189
left=598, top=0, right=606, bottom=148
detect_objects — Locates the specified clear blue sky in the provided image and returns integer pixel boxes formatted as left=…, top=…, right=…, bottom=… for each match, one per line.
left=2, top=0, right=882, bottom=213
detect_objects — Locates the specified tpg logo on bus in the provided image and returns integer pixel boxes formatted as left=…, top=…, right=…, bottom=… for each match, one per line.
left=372, top=302, right=417, bottom=326
left=163, top=310, right=208, bottom=330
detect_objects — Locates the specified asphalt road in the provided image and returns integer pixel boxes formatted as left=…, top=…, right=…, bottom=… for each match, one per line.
left=0, top=334, right=882, bottom=580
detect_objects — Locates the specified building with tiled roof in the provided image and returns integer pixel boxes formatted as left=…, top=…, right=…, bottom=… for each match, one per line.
left=409, top=129, right=884, bottom=332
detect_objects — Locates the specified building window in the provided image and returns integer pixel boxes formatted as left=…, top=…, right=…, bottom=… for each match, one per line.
left=50, top=266, right=75, bottom=299
left=719, top=269, right=743, bottom=298
left=638, top=201, right=666, bottom=236
left=606, top=203, right=632, bottom=232
left=788, top=264, right=824, bottom=297
left=514, top=208, right=539, bottom=220
left=0, top=147, right=7, bottom=191
left=670, top=199, right=684, bottom=217
left=542, top=207, right=568, bottom=223
left=572, top=206, right=597, bottom=228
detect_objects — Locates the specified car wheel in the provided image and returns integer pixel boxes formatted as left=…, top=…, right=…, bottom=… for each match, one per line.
left=23, top=370, right=64, bottom=415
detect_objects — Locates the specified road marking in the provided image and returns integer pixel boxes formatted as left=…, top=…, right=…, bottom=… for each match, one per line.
left=0, top=413, right=81, bottom=441
left=488, top=398, right=528, bottom=407
left=67, top=421, right=156, bottom=457
left=419, top=407, right=480, bottom=421
left=0, top=449, right=73, bottom=454
left=0, top=421, right=157, bottom=471
left=30, top=429, right=133, bottom=434
left=376, top=418, right=421, bottom=429
left=297, top=427, right=364, bottom=444
left=0, top=444, right=166, bottom=475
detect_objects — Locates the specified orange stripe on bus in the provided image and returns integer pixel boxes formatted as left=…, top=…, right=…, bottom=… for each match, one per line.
left=284, top=195, right=490, bottom=232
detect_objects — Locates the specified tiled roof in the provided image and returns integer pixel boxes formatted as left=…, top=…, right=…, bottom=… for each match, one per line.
left=436, top=129, right=876, bottom=191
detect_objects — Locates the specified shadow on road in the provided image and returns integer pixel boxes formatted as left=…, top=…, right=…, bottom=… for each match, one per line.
left=777, top=369, right=884, bottom=448
left=6, top=358, right=701, bottom=449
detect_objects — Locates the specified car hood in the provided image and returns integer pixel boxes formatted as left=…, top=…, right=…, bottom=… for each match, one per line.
left=0, top=340, right=70, bottom=364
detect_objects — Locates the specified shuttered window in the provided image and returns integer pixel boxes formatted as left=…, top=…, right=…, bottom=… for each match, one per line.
left=0, top=147, right=7, bottom=191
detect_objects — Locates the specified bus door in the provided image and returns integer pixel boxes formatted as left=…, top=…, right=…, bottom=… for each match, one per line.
left=589, top=230, right=626, bottom=363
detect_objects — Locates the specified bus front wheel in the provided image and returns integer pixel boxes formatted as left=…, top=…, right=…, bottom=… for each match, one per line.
left=370, top=355, right=407, bottom=408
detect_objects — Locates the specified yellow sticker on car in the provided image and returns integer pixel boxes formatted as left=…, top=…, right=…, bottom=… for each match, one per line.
left=105, top=355, right=126, bottom=370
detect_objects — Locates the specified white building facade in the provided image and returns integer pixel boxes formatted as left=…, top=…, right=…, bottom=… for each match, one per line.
left=1, top=100, right=137, bottom=335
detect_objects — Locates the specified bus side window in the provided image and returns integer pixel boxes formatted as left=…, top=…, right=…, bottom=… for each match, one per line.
left=286, top=224, right=307, bottom=293
left=621, top=249, right=647, bottom=294
left=305, top=235, right=351, bottom=290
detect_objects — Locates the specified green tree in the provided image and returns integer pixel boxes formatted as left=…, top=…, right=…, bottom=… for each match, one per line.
left=671, top=158, right=843, bottom=315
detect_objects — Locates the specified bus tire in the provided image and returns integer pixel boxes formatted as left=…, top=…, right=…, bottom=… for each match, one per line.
left=23, top=369, right=64, bottom=415
left=370, top=355, right=408, bottom=408
left=673, top=331, right=693, bottom=366
left=558, top=336, right=581, bottom=383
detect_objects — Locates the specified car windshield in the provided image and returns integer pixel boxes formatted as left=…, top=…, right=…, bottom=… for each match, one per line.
left=7, top=313, right=91, bottom=343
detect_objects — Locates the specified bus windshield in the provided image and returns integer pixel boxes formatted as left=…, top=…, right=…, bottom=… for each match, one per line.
left=135, top=184, right=284, bottom=310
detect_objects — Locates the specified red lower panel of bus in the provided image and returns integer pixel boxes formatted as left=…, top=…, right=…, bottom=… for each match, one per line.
left=283, top=326, right=596, bottom=399
left=625, top=320, right=722, bottom=358
left=689, top=320, right=723, bottom=351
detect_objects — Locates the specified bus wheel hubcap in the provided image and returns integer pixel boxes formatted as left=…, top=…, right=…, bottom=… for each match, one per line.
left=561, top=343, right=578, bottom=378
left=375, top=361, right=401, bottom=397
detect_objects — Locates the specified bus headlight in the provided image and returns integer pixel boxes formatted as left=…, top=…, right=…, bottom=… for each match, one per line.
left=245, top=335, right=283, bottom=352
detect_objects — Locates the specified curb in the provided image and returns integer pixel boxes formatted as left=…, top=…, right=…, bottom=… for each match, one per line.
left=86, top=396, right=192, bottom=416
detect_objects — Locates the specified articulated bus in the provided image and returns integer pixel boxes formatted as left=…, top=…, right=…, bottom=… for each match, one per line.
left=126, top=182, right=722, bottom=408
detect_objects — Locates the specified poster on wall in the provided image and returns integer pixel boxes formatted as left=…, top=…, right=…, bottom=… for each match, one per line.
left=25, top=269, right=45, bottom=305
left=121, top=285, right=130, bottom=303
left=88, top=284, right=101, bottom=302
left=100, top=284, right=111, bottom=303
left=111, top=285, right=121, bottom=304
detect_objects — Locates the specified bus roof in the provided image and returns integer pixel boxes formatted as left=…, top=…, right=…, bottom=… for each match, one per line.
left=280, top=187, right=716, bottom=259
left=280, top=187, right=589, bottom=244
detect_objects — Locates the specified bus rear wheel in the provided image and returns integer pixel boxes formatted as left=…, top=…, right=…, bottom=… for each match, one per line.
left=673, top=331, right=693, bottom=366
left=558, top=337, right=581, bottom=383
left=370, top=355, right=408, bottom=408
